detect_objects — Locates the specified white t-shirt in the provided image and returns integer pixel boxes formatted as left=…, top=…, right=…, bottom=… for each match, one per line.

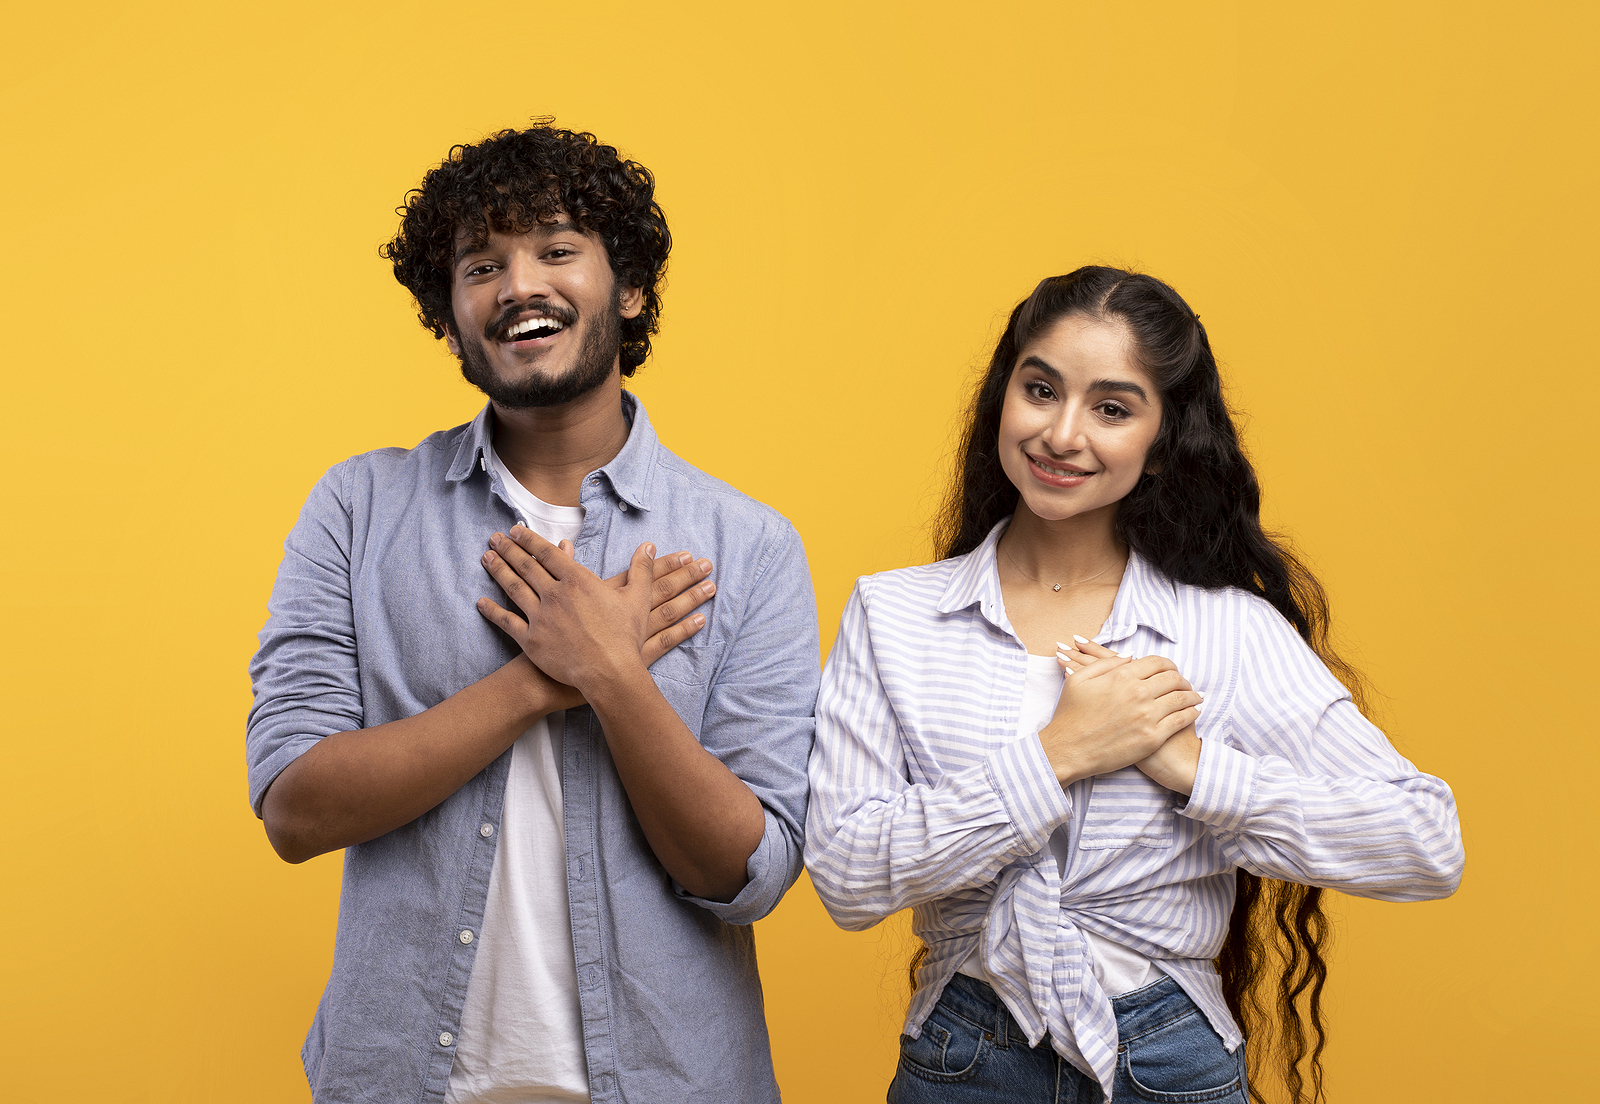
left=445, top=447, right=589, bottom=1104
left=959, top=653, right=1161, bottom=998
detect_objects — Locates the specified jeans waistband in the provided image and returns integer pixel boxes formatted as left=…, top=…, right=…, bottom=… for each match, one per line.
left=936, top=970, right=1193, bottom=1049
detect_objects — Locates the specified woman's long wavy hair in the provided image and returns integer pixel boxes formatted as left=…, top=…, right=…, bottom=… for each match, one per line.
left=927, top=266, right=1366, bottom=1104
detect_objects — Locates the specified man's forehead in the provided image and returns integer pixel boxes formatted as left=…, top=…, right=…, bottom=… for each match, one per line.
left=453, top=212, right=590, bottom=252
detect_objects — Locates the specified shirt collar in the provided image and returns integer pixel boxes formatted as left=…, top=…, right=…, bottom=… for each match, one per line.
left=445, top=390, right=659, bottom=512
left=935, top=516, right=1181, bottom=644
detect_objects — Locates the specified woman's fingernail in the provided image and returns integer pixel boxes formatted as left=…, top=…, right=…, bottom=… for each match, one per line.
left=1073, top=635, right=1090, bottom=644
left=1118, top=651, right=1134, bottom=658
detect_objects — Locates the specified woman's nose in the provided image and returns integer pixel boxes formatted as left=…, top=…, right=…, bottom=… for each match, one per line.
left=1043, top=406, right=1088, bottom=453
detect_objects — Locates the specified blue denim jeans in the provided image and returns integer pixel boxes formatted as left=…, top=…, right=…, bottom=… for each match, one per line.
left=887, top=973, right=1249, bottom=1104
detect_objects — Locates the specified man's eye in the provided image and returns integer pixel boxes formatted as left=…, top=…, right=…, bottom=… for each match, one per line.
left=465, top=263, right=496, bottom=277
left=546, top=248, right=573, bottom=259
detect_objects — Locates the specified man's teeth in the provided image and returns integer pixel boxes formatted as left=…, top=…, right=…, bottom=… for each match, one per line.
left=506, top=317, right=565, bottom=339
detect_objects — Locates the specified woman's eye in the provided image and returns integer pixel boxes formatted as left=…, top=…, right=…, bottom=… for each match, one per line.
left=1097, top=402, right=1131, bottom=419
left=1026, top=381, right=1056, bottom=400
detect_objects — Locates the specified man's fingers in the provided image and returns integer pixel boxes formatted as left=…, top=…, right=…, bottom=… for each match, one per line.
left=652, top=556, right=713, bottom=606
left=648, top=579, right=717, bottom=636
left=481, top=549, right=542, bottom=614
left=475, top=595, right=529, bottom=637
left=505, top=525, right=569, bottom=581
left=642, top=610, right=708, bottom=666
left=626, top=542, right=656, bottom=595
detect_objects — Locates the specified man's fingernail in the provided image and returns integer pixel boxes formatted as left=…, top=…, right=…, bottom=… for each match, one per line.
left=677, top=552, right=692, bottom=567
left=698, top=559, right=712, bottom=573
left=645, top=543, right=656, bottom=557
left=700, top=581, right=716, bottom=596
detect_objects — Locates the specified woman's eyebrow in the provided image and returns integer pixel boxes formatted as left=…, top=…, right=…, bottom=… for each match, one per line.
left=1088, top=378, right=1151, bottom=403
left=1018, top=355, right=1064, bottom=382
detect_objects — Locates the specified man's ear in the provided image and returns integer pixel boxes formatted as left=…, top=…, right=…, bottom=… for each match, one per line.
left=619, top=286, right=644, bottom=320
left=444, top=324, right=462, bottom=356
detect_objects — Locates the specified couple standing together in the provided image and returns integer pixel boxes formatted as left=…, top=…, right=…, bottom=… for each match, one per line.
left=247, top=123, right=1463, bottom=1104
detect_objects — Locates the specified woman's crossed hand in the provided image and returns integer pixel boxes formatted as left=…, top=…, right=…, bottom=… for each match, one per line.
left=1039, top=638, right=1202, bottom=793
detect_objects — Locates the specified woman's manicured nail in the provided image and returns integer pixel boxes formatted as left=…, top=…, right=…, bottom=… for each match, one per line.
left=1072, top=635, right=1090, bottom=644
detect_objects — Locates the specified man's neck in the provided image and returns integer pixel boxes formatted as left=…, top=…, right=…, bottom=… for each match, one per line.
left=490, top=381, right=631, bottom=507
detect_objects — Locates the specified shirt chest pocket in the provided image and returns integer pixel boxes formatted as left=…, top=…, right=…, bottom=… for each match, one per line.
left=648, top=637, right=722, bottom=728
left=1078, top=767, right=1176, bottom=850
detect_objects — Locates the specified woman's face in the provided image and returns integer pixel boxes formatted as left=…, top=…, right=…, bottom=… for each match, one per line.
left=997, top=313, right=1163, bottom=525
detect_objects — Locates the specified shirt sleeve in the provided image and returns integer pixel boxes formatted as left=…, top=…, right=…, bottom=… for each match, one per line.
left=245, top=462, right=362, bottom=817
left=805, top=582, right=1074, bottom=932
left=1178, top=597, right=1464, bottom=901
left=673, top=520, right=821, bottom=925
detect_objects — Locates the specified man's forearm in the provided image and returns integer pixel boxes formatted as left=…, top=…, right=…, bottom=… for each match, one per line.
left=585, top=663, right=766, bottom=903
left=261, top=657, right=572, bottom=863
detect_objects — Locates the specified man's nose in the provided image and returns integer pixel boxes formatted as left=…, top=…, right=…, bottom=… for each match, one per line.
left=498, top=252, right=554, bottom=306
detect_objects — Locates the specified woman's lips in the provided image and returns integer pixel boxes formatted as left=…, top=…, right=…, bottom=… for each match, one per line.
left=1027, top=454, right=1094, bottom=487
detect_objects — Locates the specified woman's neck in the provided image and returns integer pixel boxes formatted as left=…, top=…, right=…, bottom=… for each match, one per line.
left=998, top=503, right=1127, bottom=586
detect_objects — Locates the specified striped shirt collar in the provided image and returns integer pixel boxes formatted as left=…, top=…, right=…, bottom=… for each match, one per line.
left=936, top=517, right=1182, bottom=644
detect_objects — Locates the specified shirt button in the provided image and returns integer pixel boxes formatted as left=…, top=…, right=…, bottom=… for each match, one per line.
left=618, top=501, right=629, bottom=512
left=479, top=823, right=494, bottom=838
left=459, top=929, right=474, bottom=945
left=439, top=1032, right=454, bottom=1047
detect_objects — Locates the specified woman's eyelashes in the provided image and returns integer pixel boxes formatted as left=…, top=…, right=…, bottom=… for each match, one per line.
left=1095, top=400, right=1132, bottom=420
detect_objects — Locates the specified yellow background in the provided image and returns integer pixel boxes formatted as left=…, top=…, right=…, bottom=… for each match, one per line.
left=2, top=2, right=1594, bottom=1100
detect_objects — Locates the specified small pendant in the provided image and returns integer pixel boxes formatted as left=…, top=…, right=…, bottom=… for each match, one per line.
left=1052, top=583, right=1062, bottom=592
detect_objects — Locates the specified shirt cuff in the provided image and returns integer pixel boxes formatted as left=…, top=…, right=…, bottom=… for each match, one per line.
left=1176, top=738, right=1257, bottom=833
left=985, top=731, right=1075, bottom=853
left=673, top=811, right=796, bottom=926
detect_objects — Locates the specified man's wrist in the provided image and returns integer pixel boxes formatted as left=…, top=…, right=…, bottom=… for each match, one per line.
left=577, top=652, right=654, bottom=709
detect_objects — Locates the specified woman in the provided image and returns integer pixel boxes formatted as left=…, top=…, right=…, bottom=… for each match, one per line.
left=805, top=267, right=1463, bottom=1103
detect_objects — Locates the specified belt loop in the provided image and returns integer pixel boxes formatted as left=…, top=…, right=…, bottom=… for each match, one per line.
left=993, top=996, right=1012, bottom=1050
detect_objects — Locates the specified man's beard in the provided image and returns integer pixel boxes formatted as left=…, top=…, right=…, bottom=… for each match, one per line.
left=457, top=289, right=622, bottom=408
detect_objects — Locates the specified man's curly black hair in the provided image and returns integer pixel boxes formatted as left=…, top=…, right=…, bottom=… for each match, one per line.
left=381, top=120, right=671, bottom=375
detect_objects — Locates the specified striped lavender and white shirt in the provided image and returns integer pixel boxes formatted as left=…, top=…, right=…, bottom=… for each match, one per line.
left=805, top=520, right=1463, bottom=1095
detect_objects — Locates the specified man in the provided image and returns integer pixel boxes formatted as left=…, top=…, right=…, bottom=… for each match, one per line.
left=247, top=122, right=820, bottom=1104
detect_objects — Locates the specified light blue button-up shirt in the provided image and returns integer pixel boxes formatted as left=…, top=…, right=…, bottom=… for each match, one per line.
left=247, top=392, right=820, bottom=1103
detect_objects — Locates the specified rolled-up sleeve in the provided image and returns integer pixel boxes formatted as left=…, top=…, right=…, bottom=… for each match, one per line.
left=245, top=463, right=362, bottom=817
left=1179, top=599, right=1464, bottom=900
left=805, top=582, right=1073, bottom=932
left=676, top=521, right=821, bottom=925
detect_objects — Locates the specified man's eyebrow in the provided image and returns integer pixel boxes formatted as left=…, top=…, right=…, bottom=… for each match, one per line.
left=1018, top=356, right=1150, bottom=403
left=452, top=220, right=584, bottom=267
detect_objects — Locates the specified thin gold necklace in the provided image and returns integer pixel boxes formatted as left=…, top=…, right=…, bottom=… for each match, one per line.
left=1001, top=542, right=1120, bottom=592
